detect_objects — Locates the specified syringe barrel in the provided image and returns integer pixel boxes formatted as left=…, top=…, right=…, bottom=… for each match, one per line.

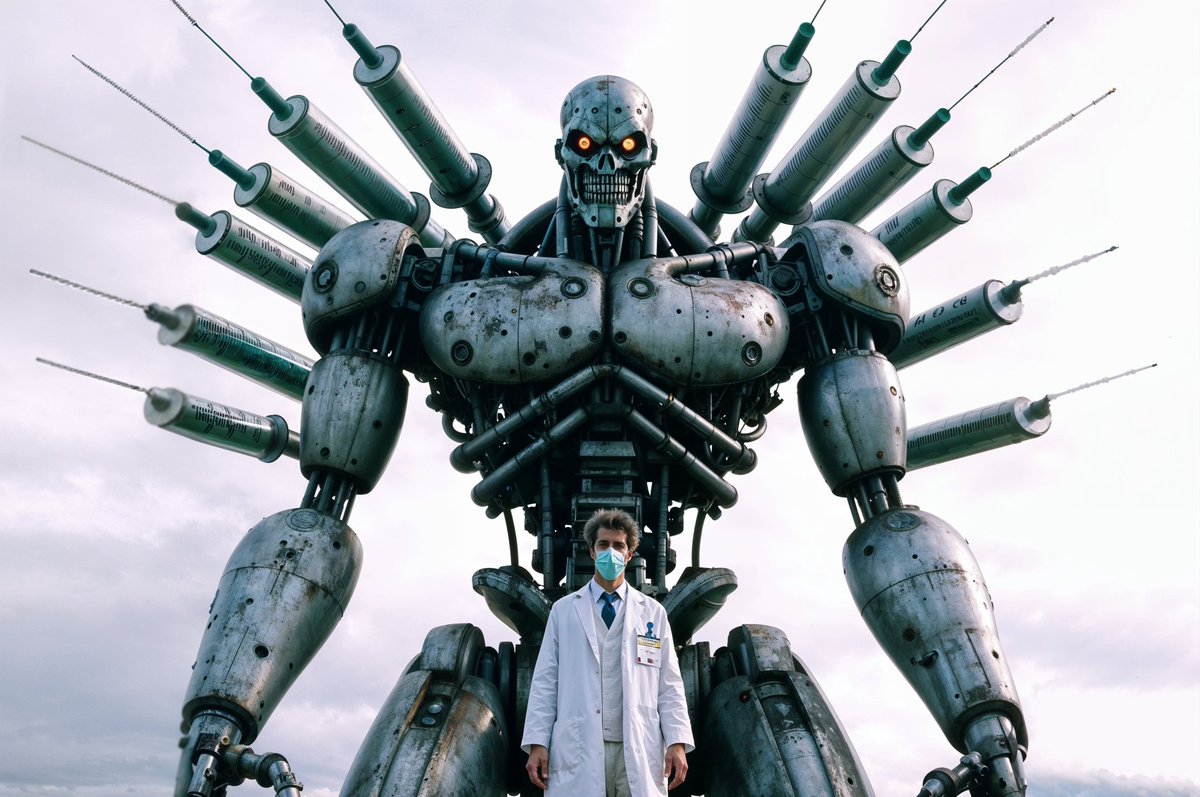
left=234, top=163, right=356, bottom=250
left=143, top=387, right=299, bottom=462
left=193, top=211, right=310, bottom=302
left=265, top=95, right=450, bottom=248
left=871, top=179, right=972, bottom=264
left=906, top=396, right=1051, bottom=470
left=889, top=280, right=1023, bottom=370
left=352, top=44, right=508, bottom=243
left=153, top=304, right=314, bottom=400
left=689, top=42, right=813, bottom=236
left=810, top=124, right=933, bottom=224
left=744, top=60, right=903, bottom=241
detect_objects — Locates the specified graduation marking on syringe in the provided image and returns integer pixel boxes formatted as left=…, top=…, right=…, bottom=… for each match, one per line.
left=71, top=56, right=210, bottom=155
left=950, top=17, right=1054, bottom=111
left=168, top=0, right=253, bottom=80
left=20, top=136, right=179, bottom=206
left=992, top=88, right=1116, bottom=169
left=1046, top=364, right=1158, bottom=402
left=36, top=357, right=148, bottom=394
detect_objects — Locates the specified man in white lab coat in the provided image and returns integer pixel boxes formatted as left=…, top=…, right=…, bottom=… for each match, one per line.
left=522, top=509, right=693, bottom=796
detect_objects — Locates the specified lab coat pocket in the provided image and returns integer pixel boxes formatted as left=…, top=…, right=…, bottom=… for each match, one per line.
left=548, top=715, right=583, bottom=773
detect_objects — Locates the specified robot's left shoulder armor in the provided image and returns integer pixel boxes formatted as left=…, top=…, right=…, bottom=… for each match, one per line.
left=609, top=255, right=790, bottom=387
left=777, top=220, right=910, bottom=353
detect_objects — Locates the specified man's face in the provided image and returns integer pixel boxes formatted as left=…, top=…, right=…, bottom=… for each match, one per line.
left=591, top=526, right=630, bottom=560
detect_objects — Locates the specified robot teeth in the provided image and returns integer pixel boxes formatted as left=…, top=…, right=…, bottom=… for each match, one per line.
left=581, top=168, right=634, bottom=204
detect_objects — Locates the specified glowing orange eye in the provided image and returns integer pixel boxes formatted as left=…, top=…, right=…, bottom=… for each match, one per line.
left=576, top=135, right=593, bottom=152
left=621, top=137, right=637, bottom=153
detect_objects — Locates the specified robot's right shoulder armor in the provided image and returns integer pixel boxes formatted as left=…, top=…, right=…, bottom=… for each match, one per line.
left=779, top=220, right=909, bottom=352
left=301, top=220, right=429, bottom=354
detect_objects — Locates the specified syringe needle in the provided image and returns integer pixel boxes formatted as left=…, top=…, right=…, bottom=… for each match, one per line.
left=1000, top=245, right=1119, bottom=301
left=29, top=269, right=148, bottom=310
left=992, top=88, right=1116, bottom=169
left=71, top=56, right=211, bottom=154
left=1046, top=363, right=1158, bottom=402
left=167, top=0, right=254, bottom=80
left=949, top=17, right=1055, bottom=111
left=35, top=357, right=148, bottom=394
left=910, top=0, right=950, bottom=43
left=323, top=0, right=347, bottom=26
left=20, top=136, right=179, bottom=206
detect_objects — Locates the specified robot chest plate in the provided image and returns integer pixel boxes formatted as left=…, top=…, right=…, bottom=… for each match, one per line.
left=420, top=260, right=788, bottom=387
left=609, top=259, right=789, bottom=386
left=420, top=264, right=605, bottom=383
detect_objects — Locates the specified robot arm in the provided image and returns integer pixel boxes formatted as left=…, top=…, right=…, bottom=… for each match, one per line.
left=776, top=220, right=1027, bottom=796
left=177, top=220, right=438, bottom=796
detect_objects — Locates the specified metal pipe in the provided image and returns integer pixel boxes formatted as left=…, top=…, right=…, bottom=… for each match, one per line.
left=624, top=409, right=738, bottom=508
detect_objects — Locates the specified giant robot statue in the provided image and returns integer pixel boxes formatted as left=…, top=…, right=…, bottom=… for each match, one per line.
left=172, top=63, right=1026, bottom=797
left=22, top=0, right=1109, bottom=790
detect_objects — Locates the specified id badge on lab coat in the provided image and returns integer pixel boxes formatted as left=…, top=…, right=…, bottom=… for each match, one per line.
left=636, top=634, right=662, bottom=667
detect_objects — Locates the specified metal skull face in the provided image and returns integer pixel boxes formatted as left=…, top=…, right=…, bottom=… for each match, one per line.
left=558, top=76, right=656, bottom=230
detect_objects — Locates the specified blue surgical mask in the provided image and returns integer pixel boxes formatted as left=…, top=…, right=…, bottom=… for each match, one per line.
left=595, top=548, right=626, bottom=581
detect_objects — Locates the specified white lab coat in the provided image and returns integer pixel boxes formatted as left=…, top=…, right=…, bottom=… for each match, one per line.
left=522, top=583, right=694, bottom=797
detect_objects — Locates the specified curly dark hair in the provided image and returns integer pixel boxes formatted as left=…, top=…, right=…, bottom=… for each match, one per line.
left=582, top=508, right=640, bottom=553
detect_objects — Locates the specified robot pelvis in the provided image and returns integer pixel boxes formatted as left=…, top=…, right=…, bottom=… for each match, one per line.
left=340, top=623, right=871, bottom=796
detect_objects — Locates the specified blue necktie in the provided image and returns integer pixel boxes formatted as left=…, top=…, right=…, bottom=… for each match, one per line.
left=601, top=592, right=616, bottom=628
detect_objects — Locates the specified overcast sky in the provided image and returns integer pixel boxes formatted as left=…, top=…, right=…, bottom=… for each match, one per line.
left=1, top=1, right=1197, bottom=796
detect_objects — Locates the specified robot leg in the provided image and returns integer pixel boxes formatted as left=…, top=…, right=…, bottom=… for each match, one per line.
left=844, top=508, right=1028, bottom=796
left=176, top=508, right=363, bottom=796
left=697, top=625, right=872, bottom=797
left=340, top=624, right=509, bottom=797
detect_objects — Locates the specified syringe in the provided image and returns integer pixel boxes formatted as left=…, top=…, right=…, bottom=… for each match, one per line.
left=889, top=246, right=1117, bottom=369
left=169, top=0, right=451, bottom=249
left=329, top=4, right=509, bottom=243
left=20, top=136, right=311, bottom=302
left=36, top=358, right=300, bottom=462
left=31, top=269, right=313, bottom=400
left=71, top=56, right=356, bottom=251
left=810, top=17, right=1054, bottom=225
left=176, top=203, right=310, bottom=302
left=874, top=88, right=1117, bottom=264
left=687, top=19, right=816, bottom=239
left=906, top=364, right=1156, bottom=470
left=734, top=36, right=912, bottom=244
